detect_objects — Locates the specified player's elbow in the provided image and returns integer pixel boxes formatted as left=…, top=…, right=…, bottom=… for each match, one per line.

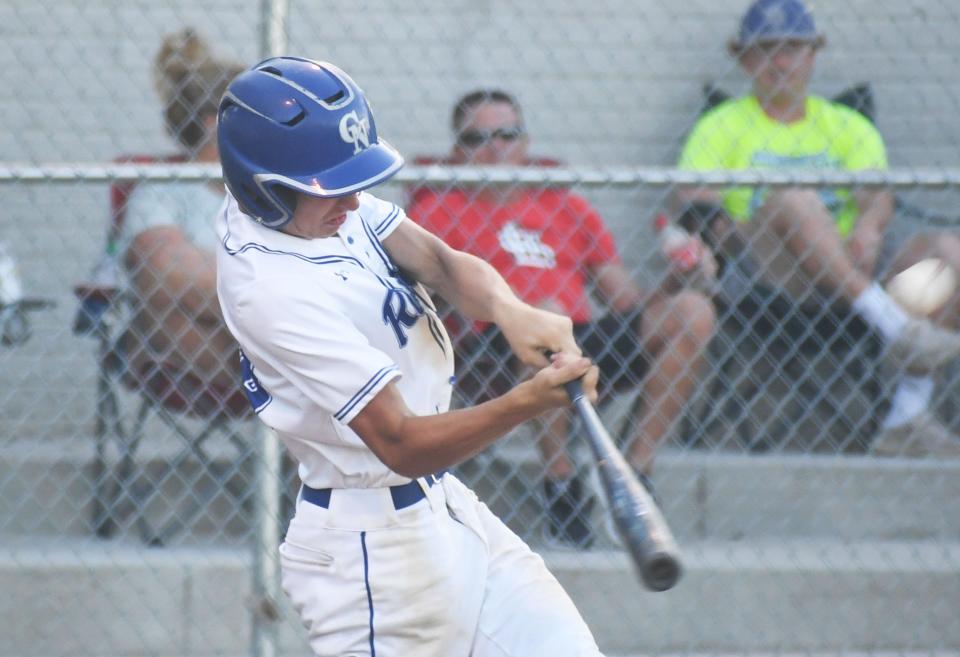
left=358, top=428, right=428, bottom=479
left=375, top=441, right=433, bottom=479
left=349, top=387, right=439, bottom=479
left=387, top=455, right=431, bottom=479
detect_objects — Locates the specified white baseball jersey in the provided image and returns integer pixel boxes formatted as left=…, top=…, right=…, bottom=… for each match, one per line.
left=217, top=190, right=603, bottom=657
left=215, top=190, right=454, bottom=489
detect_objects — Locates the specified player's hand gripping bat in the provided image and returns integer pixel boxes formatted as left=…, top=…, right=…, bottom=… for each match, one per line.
left=564, top=378, right=683, bottom=592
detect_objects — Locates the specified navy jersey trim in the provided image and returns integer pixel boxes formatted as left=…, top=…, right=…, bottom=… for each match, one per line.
left=334, top=365, right=400, bottom=421
left=222, top=206, right=368, bottom=269
left=239, top=350, right=272, bottom=413
left=357, top=215, right=449, bottom=352
left=361, top=532, right=376, bottom=656
left=373, top=204, right=401, bottom=236
left=425, top=314, right=447, bottom=355
left=359, top=213, right=396, bottom=274
left=355, top=213, right=448, bottom=354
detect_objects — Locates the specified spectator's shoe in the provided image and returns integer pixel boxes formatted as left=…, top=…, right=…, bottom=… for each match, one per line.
left=543, top=475, right=595, bottom=549
left=887, top=318, right=960, bottom=375
left=870, top=411, right=960, bottom=458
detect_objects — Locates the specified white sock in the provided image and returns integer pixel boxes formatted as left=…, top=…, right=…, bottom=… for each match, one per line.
left=852, top=282, right=910, bottom=342
left=881, top=374, right=935, bottom=429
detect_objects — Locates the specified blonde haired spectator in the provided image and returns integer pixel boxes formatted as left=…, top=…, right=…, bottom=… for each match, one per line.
left=119, top=28, right=243, bottom=398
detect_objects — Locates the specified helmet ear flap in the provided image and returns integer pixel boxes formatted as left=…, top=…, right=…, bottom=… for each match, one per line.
left=271, top=185, right=299, bottom=218
left=228, top=180, right=271, bottom=223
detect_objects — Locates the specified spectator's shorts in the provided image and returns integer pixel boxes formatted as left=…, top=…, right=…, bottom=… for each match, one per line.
left=723, top=283, right=880, bottom=354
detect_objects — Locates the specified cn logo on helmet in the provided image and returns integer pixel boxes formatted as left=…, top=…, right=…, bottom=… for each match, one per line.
left=339, top=110, right=371, bottom=154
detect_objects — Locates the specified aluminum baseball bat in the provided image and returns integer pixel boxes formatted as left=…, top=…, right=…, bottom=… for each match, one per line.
left=564, top=379, right=683, bottom=592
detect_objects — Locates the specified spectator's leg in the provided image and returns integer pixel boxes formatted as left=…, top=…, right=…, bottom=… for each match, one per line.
left=130, top=309, right=238, bottom=389
left=165, top=319, right=239, bottom=387
left=746, top=189, right=871, bottom=301
left=626, top=290, right=715, bottom=473
left=872, top=231, right=960, bottom=457
left=747, top=190, right=960, bottom=373
left=527, top=298, right=595, bottom=547
left=882, top=231, right=960, bottom=330
left=525, top=297, right=578, bottom=479
left=536, top=409, right=573, bottom=479
left=535, top=408, right=594, bottom=547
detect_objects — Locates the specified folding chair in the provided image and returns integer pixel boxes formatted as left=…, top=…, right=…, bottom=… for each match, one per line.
left=74, top=154, right=253, bottom=546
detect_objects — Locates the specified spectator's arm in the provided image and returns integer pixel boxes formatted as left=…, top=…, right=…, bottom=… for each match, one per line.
left=841, top=109, right=891, bottom=277
left=848, top=188, right=895, bottom=277
left=591, top=262, right=646, bottom=312
left=592, top=259, right=715, bottom=310
left=672, top=187, right=725, bottom=218
left=125, top=226, right=222, bottom=323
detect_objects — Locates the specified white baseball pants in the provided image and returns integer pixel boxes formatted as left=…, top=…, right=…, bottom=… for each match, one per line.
left=279, top=473, right=604, bottom=656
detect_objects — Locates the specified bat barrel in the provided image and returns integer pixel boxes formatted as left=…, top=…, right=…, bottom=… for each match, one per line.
left=618, top=498, right=684, bottom=591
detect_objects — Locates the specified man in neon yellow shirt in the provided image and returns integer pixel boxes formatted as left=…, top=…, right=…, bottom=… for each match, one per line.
left=676, top=0, right=960, bottom=456
left=680, top=94, right=885, bottom=242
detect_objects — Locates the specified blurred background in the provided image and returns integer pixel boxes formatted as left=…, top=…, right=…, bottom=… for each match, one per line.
left=1, top=1, right=958, bottom=656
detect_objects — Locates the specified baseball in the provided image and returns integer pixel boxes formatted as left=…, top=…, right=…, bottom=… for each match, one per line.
left=885, top=257, right=957, bottom=316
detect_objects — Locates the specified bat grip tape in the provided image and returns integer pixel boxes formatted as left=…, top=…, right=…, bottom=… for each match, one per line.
left=563, top=379, right=585, bottom=402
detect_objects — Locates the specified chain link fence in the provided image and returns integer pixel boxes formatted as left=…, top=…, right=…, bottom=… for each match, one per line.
left=2, top=1, right=959, bottom=656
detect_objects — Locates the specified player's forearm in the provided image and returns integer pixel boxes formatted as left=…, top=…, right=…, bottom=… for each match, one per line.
left=360, top=383, right=546, bottom=478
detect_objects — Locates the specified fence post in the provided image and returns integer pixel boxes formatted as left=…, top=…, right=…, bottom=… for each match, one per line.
left=251, top=4, right=289, bottom=657
left=251, top=426, right=285, bottom=657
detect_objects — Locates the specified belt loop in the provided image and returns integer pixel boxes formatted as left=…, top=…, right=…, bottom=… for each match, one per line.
left=421, top=473, right=443, bottom=512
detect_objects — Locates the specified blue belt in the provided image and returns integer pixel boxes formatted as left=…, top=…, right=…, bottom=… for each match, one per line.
left=301, top=472, right=444, bottom=511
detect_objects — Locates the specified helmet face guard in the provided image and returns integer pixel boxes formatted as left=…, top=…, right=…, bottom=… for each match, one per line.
left=218, top=57, right=404, bottom=229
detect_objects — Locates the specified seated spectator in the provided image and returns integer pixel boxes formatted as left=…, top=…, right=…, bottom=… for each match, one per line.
left=408, top=89, right=717, bottom=547
left=117, top=29, right=243, bottom=398
left=675, top=0, right=960, bottom=455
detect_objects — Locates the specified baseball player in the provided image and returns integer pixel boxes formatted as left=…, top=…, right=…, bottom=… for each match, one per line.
left=216, top=57, right=606, bottom=656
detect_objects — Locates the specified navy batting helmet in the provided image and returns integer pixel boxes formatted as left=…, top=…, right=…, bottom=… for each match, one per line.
left=218, top=57, right=404, bottom=229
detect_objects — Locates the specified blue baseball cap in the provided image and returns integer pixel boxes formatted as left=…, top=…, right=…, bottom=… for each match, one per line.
left=731, top=0, right=824, bottom=50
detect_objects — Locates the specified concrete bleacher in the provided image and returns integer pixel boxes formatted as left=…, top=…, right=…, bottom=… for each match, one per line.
left=2, top=437, right=958, bottom=657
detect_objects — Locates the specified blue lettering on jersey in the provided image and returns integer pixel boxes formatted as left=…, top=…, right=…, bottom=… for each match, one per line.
left=239, top=350, right=272, bottom=413
left=382, top=284, right=425, bottom=347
